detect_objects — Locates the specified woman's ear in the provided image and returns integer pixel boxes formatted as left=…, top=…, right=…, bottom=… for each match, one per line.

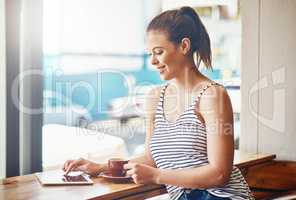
left=180, top=38, right=191, bottom=55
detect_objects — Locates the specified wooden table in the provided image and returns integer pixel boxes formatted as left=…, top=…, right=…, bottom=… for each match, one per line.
left=0, top=151, right=276, bottom=200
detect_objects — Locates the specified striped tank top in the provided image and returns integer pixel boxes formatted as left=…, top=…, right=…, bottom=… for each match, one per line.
left=150, top=82, right=254, bottom=200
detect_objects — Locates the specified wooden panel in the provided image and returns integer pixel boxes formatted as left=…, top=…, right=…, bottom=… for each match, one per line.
left=245, top=161, right=296, bottom=190
left=270, top=190, right=296, bottom=199
left=119, top=188, right=167, bottom=200
left=252, top=190, right=276, bottom=200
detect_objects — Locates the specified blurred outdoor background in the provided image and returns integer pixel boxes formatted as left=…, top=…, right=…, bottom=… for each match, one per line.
left=42, top=0, right=241, bottom=171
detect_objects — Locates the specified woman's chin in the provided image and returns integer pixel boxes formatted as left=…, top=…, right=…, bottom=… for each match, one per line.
left=159, top=73, right=173, bottom=81
left=160, top=75, right=170, bottom=80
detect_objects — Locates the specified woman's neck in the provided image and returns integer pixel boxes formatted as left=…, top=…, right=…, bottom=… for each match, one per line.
left=173, top=61, right=207, bottom=92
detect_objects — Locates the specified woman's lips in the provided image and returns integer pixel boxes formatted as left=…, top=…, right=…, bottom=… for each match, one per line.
left=158, top=66, right=165, bottom=73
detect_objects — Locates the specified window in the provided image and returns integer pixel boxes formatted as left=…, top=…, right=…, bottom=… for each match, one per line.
left=43, top=0, right=162, bottom=170
left=42, top=0, right=242, bottom=171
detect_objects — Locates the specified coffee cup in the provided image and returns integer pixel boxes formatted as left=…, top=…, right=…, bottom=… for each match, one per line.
left=108, top=158, right=128, bottom=177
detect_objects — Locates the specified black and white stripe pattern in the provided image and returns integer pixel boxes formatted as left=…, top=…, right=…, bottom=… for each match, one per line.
left=150, top=83, right=254, bottom=200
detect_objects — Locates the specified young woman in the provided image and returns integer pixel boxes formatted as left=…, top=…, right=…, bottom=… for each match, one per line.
left=63, top=6, right=253, bottom=200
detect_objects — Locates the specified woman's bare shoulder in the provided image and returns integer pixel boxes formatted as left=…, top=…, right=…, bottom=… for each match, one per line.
left=198, top=83, right=232, bottom=120
left=198, top=82, right=227, bottom=104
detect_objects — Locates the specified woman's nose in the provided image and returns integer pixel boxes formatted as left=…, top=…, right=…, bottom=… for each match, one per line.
left=150, top=55, right=159, bottom=65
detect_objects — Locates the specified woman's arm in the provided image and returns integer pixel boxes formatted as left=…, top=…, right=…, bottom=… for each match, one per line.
left=153, top=86, right=234, bottom=188
left=63, top=87, right=161, bottom=175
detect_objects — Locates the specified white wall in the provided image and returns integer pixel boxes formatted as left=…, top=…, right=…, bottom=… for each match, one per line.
left=240, top=0, right=260, bottom=153
left=0, top=0, right=6, bottom=178
left=241, top=0, right=296, bottom=160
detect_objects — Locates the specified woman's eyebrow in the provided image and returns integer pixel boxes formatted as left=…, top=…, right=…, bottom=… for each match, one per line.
left=152, top=46, right=163, bottom=50
left=146, top=46, right=163, bottom=54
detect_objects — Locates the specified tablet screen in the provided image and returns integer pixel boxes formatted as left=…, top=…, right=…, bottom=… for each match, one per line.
left=62, top=174, right=88, bottom=182
left=35, top=170, right=93, bottom=185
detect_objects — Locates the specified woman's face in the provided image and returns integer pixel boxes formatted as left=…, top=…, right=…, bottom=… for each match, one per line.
left=147, top=31, right=186, bottom=80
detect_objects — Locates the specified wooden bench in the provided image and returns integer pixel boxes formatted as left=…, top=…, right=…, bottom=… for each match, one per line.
left=244, top=160, right=296, bottom=199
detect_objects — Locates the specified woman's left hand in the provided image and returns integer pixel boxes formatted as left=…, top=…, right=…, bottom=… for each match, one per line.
left=124, top=163, right=160, bottom=184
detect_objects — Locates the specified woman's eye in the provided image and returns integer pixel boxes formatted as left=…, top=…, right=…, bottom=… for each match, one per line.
left=154, top=50, right=163, bottom=55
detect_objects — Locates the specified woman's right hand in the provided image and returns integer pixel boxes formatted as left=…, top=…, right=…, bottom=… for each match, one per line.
left=63, top=158, right=105, bottom=176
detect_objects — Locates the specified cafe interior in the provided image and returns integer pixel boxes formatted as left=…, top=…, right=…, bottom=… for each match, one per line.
left=0, top=0, right=296, bottom=199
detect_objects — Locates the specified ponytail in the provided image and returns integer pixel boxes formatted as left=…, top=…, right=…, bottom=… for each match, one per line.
left=179, top=7, right=212, bottom=69
left=147, top=6, right=212, bottom=70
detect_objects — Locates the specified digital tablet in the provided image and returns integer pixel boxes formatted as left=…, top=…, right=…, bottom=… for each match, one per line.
left=35, top=170, right=93, bottom=185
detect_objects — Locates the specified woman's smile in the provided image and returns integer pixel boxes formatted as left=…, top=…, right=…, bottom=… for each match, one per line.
left=157, top=65, right=166, bottom=73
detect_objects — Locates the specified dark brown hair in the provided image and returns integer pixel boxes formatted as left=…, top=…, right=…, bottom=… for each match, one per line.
left=147, top=6, right=212, bottom=70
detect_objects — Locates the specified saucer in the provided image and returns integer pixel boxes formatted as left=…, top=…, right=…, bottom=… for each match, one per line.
left=99, top=172, right=132, bottom=182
